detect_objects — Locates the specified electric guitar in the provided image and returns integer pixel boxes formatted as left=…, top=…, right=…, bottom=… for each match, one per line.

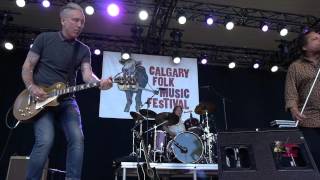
left=135, top=131, right=160, bottom=180
left=13, top=77, right=133, bottom=122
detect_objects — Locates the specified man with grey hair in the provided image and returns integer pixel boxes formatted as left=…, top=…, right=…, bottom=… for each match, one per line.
left=22, top=2, right=112, bottom=180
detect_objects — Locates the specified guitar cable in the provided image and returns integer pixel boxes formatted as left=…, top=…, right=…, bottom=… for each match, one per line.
left=0, top=105, right=19, bottom=163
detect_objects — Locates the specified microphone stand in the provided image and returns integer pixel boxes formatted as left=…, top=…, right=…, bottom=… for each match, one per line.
left=172, top=139, right=188, bottom=153
left=203, top=85, right=230, bottom=131
left=295, top=63, right=320, bottom=127
left=138, top=92, right=157, bottom=160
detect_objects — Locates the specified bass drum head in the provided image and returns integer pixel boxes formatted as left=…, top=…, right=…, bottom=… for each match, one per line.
left=171, top=131, right=203, bottom=163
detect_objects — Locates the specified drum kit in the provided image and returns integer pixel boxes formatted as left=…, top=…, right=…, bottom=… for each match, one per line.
left=130, top=102, right=216, bottom=164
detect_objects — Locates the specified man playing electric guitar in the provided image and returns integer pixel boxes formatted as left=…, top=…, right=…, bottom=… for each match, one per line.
left=21, top=3, right=112, bottom=180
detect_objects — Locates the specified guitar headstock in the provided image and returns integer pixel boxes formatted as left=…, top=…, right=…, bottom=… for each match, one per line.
left=114, top=75, right=137, bottom=85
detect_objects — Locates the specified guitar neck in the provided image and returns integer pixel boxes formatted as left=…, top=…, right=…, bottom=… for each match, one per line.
left=49, top=82, right=100, bottom=97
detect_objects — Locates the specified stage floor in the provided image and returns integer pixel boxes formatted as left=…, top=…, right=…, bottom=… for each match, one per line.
left=115, top=162, right=218, bottom=180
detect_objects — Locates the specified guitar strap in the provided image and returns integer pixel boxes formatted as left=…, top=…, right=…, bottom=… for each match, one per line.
left=66, top=41, right=80, bottom=86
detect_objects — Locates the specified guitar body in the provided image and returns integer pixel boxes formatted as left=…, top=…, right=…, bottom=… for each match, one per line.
left=13, top=82, right=66, bottom=122
left=135, top=131, right=160, bottom=180
left=13, top=77, right=136, bottom=122
left=137, top=162, right=160, bottom=180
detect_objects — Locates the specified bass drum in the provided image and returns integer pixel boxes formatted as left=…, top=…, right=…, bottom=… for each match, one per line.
left=166, top=131, right=203, bottom=163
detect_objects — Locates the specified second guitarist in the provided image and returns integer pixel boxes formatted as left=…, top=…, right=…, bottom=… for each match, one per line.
left=21, top=3, right=112, bottom=180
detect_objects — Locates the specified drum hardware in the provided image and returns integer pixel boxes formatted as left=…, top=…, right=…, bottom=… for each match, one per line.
left=195, top=102, right=216, bottom=164
left=129, top=109, right=158, bottom=158
left=129, top=112, right=144, bottom=157
left=166, top=131, right=204, bottom=163
left=129, top=130, right=137, bottom=156
left=135, top=112, right=180, bottom=163
left=138, top=92, right=159, bottom=158
left=139, top=109, right=157, bottom=119
left=184, top=111, right=203, bottom=135
left=144, top=117, right=173, bottom=162
left=129, top=111, right=144, bottom=121
left=155, top=112, right=179, bottom=126
left=194, top=102, right=215, bottom=116
left=171, top=139, right=188, bottom=153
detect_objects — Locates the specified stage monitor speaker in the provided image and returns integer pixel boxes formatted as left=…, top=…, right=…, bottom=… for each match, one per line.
left=6, top=156, right=48, bottom=180
left=217, top=129, right=320, bottom=180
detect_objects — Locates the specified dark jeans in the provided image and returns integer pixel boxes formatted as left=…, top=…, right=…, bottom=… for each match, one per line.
left=300, top=127, right=320, bottom=172
left=26, top=99, right=84, bottom=180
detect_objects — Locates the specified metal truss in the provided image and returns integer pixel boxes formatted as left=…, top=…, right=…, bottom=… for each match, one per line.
left=143, top=0, right=177, bottom=54
left=2, top=24, right=280, bottom=70
left=21, top=0, right=320, bottom=33
left=173, top=0, right=320, bottom=33
left=4, top=0, right=318, bottom=69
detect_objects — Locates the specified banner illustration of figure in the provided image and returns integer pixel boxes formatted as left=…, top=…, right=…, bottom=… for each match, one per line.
left=118, top=57, right=148, bottom=112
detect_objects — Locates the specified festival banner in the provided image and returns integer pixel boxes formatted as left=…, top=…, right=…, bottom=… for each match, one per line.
left=99, top=51, right=199, bottom=120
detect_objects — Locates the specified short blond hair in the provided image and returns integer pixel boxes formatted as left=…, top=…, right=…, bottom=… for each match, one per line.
left=60, top=2, right=84, bottom=18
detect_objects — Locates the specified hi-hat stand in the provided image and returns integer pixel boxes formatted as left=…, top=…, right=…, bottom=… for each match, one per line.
left=201, top=110, right=216, bottom=164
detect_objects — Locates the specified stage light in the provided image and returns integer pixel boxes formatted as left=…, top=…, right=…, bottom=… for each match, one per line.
left=271, top=65, right=279, bottom=72
left=280, top=28, right=288, bottom=36
left=4, top=42, right=14, bottom=50
left=94, top=49, right=101, bottom=55
left=42, top=0, right=50, bottom=8
left=173, top=56, right=181, bottom=64
left=261, top=24, right=269, bottom=32
left=178, top=15, right=186, bottom=25
left=206, top=16, right=214, bottom=26
left=121, top=52, right=131, bottom=60
left=138, top=10, right=148, bottom=21
left=253, top=63, right=260, bottom=69
left=201, top=58, right=207, bottom=64
left=16, top=0, right=26, bottom=8
left=225, top=21, right=234, bottom=30
left=302, top=26, right=310, bottom=33
left=30, top=44, right=33, bottom=48
left=85, top=6, right=94, bottom=15
left=107, top=3, right=120, bottom=17
left=199, top=53, right=208, bottom=64
left=228, top=62, right=236, bottom=69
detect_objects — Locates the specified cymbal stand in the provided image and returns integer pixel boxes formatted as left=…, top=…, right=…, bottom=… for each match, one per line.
left=130, top=129, right=137, bottom=156
left=130, top=118, right=144, bottom=157
left=144, top=121, right=168, bottom=162
left=138, top=92, right=158, bottom=161
left=153, top=124, right=157, bottom=162
left=202, top=110, right=215, bottom=163
left=150, top=121, right=168, bottom=162
left=139, top=120, right=143, bottom=158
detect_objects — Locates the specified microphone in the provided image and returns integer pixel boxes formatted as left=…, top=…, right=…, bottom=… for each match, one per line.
left=173, top=141, right=188, bottom=153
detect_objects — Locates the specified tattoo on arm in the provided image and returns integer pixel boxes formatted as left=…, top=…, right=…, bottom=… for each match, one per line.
left=81, top=62, right=100, bottom=83
left=21, top=51, right=40, bottom=88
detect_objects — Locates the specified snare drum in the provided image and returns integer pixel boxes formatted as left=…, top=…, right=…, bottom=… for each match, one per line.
left=166, top=131, right=203, bottom=163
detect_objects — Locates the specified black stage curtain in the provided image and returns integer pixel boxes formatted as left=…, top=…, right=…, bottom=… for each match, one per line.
left=0, top=48, right=290, bottom=179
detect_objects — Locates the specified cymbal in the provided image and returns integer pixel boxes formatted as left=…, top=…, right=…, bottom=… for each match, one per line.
left=139, top=109, right=157, bottom=118
left=155, top=112, right=179, bottom=126
left=129, top=111, right=144, bottom=121
left=195, top=102, right=215, bottom=115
